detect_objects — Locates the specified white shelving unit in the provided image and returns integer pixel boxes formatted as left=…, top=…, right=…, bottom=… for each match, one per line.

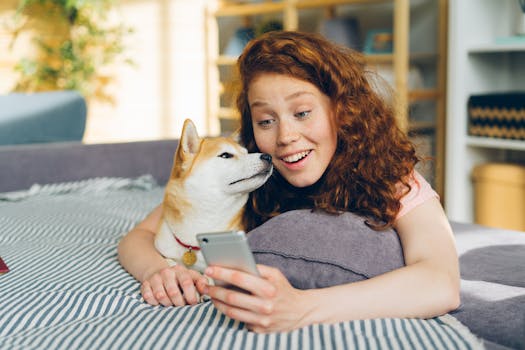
left=445, top=0, right=525, bottom=223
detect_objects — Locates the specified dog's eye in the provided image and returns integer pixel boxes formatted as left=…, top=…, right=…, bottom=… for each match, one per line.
left=218, top=152, right=234, bottom=159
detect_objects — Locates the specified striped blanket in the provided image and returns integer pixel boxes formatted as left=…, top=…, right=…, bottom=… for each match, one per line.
left=0, top=177, right=483, bottom=349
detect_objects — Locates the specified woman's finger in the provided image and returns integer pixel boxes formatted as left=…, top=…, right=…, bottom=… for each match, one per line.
left=161, top=268, right=185, bottom=306
left=207, top=284, right=272, bottom=315
left=141, top=281, right=159, bottom=306
left=174, top=267, right=199, bottom=305
left=149, top=274, right=173, bottom=306
left=211, top=298, right=269, bottom=328
left=205, top=266, right=276, bottom=298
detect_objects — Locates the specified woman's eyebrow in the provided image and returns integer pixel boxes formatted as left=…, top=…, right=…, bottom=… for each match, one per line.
left=250, top=100, right=268, bottom=109
left=285, top=91, right=314, bottom=101
left=250, top=91, right=314, bottom=108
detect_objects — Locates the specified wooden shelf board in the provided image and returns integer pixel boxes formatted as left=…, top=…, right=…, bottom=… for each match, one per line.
left=408, top=120, right=435, bottom=132
left=409, top=52, right=438, bottom=62
left=216, top=0, right=392, bottom=16
left=409, top=89, right=440, bottom=102
left=297, top=0, right=391, bottom=10
left=215, top=2, right=285, bottom=17
left=466, top=136, right=525, bottom=151
left=365, top=54, right=394, bottom=63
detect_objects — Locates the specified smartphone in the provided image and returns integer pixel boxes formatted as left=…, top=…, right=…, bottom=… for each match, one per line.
left=197, top=230, right=259, bottom=288
left=0, top=257, right=9, bottom=275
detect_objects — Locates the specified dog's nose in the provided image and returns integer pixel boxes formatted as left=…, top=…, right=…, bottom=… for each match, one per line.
left=260, top=153, right=272, bottom=163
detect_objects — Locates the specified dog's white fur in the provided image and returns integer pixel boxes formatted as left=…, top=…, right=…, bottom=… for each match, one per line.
left=155, top=119, right=272, bottom=272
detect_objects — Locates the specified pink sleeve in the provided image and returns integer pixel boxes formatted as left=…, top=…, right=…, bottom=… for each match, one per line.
left=396, top=170, right=439, bottom=220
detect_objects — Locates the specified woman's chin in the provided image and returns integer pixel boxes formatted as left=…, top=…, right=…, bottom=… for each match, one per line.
left=281, top=173, right=321, bottom=189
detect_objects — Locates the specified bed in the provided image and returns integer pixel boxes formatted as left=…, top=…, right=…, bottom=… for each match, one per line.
left=0, top=140, right=523, bottom=350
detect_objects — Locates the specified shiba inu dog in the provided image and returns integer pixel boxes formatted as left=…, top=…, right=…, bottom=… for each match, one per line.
left=154, top=119, right=273, bottom=273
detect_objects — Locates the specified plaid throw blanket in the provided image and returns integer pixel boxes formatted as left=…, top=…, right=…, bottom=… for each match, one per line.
left=0, top=177, right=483, bottom=349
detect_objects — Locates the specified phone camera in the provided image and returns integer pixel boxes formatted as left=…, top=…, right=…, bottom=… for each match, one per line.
left=202, top=238, right=208, bottom=243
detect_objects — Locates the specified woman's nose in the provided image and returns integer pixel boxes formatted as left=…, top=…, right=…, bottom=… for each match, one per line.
left=277, top=120, right=299, bottom=145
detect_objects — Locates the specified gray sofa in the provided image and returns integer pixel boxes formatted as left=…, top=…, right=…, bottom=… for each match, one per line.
left=0, top=140, right=178, bottom=193
left=0, top=140, right=523, bottom=350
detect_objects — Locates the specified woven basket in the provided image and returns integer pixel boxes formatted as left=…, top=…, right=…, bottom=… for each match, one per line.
left=468, top=93, right=525, bottom=140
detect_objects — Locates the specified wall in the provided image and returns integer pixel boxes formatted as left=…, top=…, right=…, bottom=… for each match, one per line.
left=0, top=0, right=208, bottom=143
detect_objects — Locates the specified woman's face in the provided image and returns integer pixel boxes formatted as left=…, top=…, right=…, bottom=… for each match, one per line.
left=248, top=73, right=338, bottom=188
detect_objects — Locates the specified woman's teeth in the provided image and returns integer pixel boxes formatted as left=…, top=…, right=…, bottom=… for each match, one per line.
left=282, top=150, right=310, bottom=163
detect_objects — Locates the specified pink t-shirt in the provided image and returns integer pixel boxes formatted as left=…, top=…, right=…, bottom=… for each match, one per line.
left=396, top=170, right=439, bottom=219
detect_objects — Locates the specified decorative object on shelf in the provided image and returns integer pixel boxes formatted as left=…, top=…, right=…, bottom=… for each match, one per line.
left=9, top=0, right=133, bottom=103
left=224, top=26, right=255, bottom=57
left=516, top=0, right=525, bottom=35
left=363, top=29, right=393, bottom=54
left=495, top=0, right=525, bottom=44
left=255, top=19, right=283, bottom=37
left=467, top=92, right=525, bottom=140
left=472, top=163, right=525, bottom=231
left=224, top=19, right=283, bottom=57
left=319, top=17, right=360, bottom=50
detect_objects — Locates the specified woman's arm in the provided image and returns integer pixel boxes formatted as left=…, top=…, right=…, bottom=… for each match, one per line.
left=118, top=205, right=208, bottom=306
left=118, top=205, right=167, bottom=282
left=203, top=197, right=460, bottom=332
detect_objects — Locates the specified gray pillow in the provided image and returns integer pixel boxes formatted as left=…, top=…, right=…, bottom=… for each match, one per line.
left=247, top=209, right=405, bottom=290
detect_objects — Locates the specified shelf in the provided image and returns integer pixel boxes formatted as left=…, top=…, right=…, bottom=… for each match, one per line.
left=409, top=88, right=440, bottom=102
left=409, top=120, right=435, bottom=132
left=446, top=0, right=525, bottom=223
left=296, top=0, right=391, bottom=10
left=466, top=136, right=525, bottom=151
left=468, top=43, right=525, bottom=54
left=215, top=2, right=285, bottom=17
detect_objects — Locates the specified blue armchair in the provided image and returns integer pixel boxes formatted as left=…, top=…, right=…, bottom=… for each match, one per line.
left=0, top=91, right=87, bottom=145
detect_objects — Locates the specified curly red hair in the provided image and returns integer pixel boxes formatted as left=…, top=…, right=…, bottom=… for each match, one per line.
left=236, top=31, right=419, bottom=231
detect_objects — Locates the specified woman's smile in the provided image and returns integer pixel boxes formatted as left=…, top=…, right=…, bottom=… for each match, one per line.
left=280, top=150, right=312, bottom=164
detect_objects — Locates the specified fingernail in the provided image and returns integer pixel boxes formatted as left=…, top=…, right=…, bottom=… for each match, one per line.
left=205, top=267, right=213, bottom=275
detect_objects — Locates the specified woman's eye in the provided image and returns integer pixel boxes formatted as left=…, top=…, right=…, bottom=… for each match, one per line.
left=295, top=110, right=311, bottom=118
left=218, top=152, right=233, bottom=159
left=256, top=119, right=274, bottom=128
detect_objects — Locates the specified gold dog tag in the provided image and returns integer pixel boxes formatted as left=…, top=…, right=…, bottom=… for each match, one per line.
left=182, top=249, right=197, bottom=267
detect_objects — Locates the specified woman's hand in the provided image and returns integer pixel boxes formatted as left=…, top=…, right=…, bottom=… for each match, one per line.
left=203, top=264, right=312, bottom=333
left=141, top=265, right=209, bottom=307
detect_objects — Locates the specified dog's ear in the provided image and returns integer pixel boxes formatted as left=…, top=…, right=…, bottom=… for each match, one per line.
left=172, top=119, right=201, bottom=177
left=180, top=119, right=200, bottom=155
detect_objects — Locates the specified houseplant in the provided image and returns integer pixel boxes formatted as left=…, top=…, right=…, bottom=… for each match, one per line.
left=10, top=0, right=133, bottom=103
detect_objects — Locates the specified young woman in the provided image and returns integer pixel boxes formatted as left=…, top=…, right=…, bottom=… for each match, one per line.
left=118, top=31, right=460, bottom=333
